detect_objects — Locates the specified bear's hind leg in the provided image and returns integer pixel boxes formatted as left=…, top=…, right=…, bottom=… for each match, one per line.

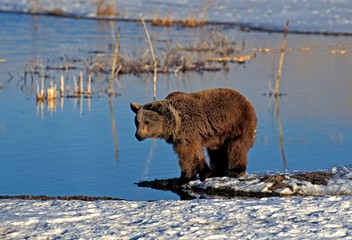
left=226, top=139, right=248, bottom=177
left=207, top=148, right=228, bottom=177
left=198, top=162, right=211, bottom=181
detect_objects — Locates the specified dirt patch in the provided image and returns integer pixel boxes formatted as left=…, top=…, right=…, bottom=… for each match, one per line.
left=137, top=171, right=334, bottom=199
left=291, top=172, right=333, bottom=185
left=262, top=175, right=290, bottom=192
left=262, top=172, right=333, bottom=192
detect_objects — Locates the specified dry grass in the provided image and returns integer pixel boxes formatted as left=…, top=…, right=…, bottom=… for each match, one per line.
left=96, top=0, right=117, bottom=16
left=330, top=49, right=347, bottom=55
left=85, top=30, right=244, bottom=75
left=208, top=53, right=256, bottom=64
left=151, top=10, right=206, bottom=28
left=274, top=21, right=289, bottom=97
left=28, top=32, right=241, bottom=75
left=108, top=27, right=121, bottom=95
left=151, top=12, right=174, bottom=27
left=151, top=0, right=211, bottom=28
left=151, top=16, right=205, bottom=28
left=141, top=17, right=158, bottom=99
left=23, top=30, right=251, bottom=99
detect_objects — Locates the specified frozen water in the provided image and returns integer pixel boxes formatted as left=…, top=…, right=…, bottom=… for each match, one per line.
left=1, top=0, right=352, bottom=34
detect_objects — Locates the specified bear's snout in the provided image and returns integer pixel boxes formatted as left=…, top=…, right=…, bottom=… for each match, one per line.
left=135, top=132, right=145, bottom=141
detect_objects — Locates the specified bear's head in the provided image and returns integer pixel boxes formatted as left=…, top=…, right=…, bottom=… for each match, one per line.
left=130, top=101, right=166, bottom=141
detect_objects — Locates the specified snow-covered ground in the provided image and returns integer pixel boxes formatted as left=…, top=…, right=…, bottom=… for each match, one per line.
left=1, top=196, right=351, bottom=239
left=186, top=165, right=352, bottom=197
left=1, top=0, right=352, bottom=34
left=1, top=165, right=351, bottom=239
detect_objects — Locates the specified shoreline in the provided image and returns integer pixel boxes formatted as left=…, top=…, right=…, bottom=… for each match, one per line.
left=2, top=167, right=351, bottom=201
left=1, top=10, right=352, bottom=37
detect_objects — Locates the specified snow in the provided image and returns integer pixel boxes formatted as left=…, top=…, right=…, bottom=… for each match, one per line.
left=1, top=0, right=352, bottom=34
left=1, top=196, right=351, bottom=239
left=185, top=165, right=352, bottom=197
left=1, top=166, right=351, bottom=239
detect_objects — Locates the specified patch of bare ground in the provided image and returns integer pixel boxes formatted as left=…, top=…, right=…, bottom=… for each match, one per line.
left=262, top=172, right=333, bottom=192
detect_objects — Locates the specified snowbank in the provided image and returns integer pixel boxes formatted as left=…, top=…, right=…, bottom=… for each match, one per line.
left=1, top=166, right=351, bottom=239
left=1, top=196, right=351, bottom=239
left=1, top=0, right=352, bottom=34
left=137, top=166, right=352, bottom=199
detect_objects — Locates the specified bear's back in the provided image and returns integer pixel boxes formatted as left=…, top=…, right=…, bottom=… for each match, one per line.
left=165, top=88, right=256, bottom=137
left=166, top=88, right=249, bottom=117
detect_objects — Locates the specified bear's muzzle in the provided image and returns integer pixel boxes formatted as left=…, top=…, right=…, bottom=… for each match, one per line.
left=135, top=132, right=146, bottom=141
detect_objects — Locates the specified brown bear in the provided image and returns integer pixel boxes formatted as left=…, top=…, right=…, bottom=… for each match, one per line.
left=130, top=88, right=257, bottom=184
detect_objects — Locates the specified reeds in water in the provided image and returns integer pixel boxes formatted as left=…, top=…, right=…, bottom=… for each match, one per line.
left=96, top=0, right=117, bottom=16
left=274, top=21, right=289, bottom=97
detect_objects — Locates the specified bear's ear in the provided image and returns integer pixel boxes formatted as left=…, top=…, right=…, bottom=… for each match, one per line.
left=130, top=102, right=142, bottom=113
left=144, top=102, right=166, bottom=114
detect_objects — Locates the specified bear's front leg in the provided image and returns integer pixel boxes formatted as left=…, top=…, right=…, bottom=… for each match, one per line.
left=173, top=141, right=207, bottom=184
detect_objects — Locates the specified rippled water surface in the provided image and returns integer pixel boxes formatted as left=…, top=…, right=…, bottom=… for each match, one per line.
left=0, top=12, right=351, bottom=200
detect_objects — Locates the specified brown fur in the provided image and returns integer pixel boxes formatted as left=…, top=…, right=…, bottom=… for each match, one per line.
left=130, top=88, right=257, bottom=183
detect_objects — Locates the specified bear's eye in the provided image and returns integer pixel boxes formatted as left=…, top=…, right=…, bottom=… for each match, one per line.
left=144, top=120, right=150, bottom=125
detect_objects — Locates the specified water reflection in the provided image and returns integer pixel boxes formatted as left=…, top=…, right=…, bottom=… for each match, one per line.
left=108, top=96, right=119, bottom=162
left=274, top=96, right=287, bottom=171
left=36, top=96, right=92, bottom=119
left=141, top=139, right=157, bottom=179
left=36, top=99, right=56, bottom=118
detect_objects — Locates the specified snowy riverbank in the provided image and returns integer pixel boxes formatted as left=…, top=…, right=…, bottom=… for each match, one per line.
left=1, top=0, right=352, bottom=34
left=1, top=165, right=351, bottom=239
left=1, top=196, right=351, bottom=239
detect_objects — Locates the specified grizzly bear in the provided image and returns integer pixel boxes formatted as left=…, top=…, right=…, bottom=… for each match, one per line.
left=130, top=88, right=257, bottom=183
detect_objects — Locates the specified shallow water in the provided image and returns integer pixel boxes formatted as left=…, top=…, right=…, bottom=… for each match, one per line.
left=0, top=12, right=351, bottom=200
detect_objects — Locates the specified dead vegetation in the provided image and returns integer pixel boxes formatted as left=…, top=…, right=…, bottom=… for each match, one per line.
left=28, top=0, right=118, bottom=17
left=151, top=0, right=212, bottom=28
left=96, top=0, right=118, bottom=17
left=22, top=30, right=255, bottom=101
left=151, top=14, right=206, bottom=28
left=36, top=30, right=250, bottom=77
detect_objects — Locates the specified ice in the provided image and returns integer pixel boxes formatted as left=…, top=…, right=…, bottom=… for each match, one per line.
left=1, top=0, right=352, bottom=34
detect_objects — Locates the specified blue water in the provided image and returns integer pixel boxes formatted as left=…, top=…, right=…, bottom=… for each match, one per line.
left=0, top=12, right=351, bottom=200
